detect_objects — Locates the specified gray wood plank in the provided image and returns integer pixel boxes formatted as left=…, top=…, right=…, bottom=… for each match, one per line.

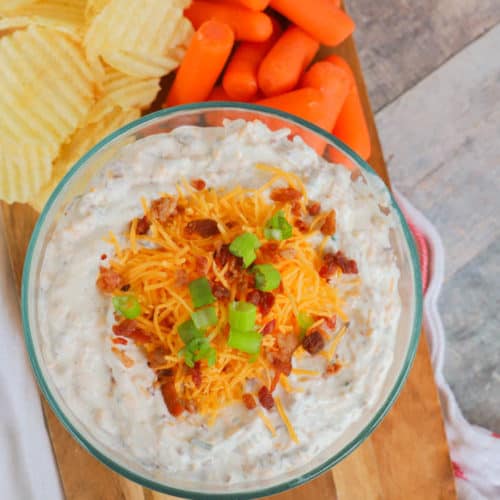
left=375, top=25, right=500, bottom=431
left=347, top=0, right=500, bottom=111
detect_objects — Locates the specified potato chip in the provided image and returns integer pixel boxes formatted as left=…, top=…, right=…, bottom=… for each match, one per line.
left=86, top=66, right=160, bottom=123
left=0, top=138, right=53, bottom=204
left=84, top=0, right=192, bottom=77
left=1, top=0, right=87, bottom=38
left=0, top=25, right=97, bottom=155
left=30, top=107, right=141, bottom=212
left=0, top=0, right=38, bottom=13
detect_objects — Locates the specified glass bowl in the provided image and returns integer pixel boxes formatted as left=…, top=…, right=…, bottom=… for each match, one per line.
left=22, top=103, right=422, bottom=498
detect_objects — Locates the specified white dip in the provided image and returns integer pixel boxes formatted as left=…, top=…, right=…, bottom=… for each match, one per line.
left=38, top=120, right=401, bottom=484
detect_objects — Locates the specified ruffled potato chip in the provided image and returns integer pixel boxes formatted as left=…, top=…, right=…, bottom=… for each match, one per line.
left=0, top=25, right=97, bottom=154
left=84, top=0, right=193, bottom=77
left=0, top=139, right=53, bottom=204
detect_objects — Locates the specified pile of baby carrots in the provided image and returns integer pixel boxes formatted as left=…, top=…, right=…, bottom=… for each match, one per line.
left=163, top=0, right=371, bottom=160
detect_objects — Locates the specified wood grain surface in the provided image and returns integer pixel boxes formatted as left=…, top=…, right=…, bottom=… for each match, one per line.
left=0, top=3, right=457, bottom=498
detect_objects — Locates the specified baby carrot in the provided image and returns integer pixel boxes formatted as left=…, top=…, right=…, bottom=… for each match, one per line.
left=256, top=87, right=328, bottom=128
left=269, top=0, right=354, bottom=46
left=185, top=1, right=273, bottom=42
left=215, top=0, right=270, bottom=11
left=300, top=61, right=351, bottom=132
left=207, top=85, right=232, bottom=101
left=257, top=25, right=319, bottom=97
left=324, top=55, right=371, bottom=160
left=165, top=20, right=234, bottom=107
left=222, top=19, right=282, bottom=101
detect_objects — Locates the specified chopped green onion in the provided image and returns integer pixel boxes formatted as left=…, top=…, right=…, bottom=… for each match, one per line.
left=228, top=328, right=262, bottom=354
left=252, top=264, right=281, bottom=291
left=264, top=210, right=292, bottom=241
left=191, top=306, right=218, bottom=330
left=248, top=352, right=259, bottom=363
left=178, top=319, right=203, bottom=344
left=178, top=336, right=217, bottom=367
left=188, top=277, right=215, bottom=308
left=229, top=232, right=261, bottom=267
left=112, top=295, right=141, bottom=319
left=229, top=301, right=257, bottom=331
left=298, top=312, right=314, bottom=339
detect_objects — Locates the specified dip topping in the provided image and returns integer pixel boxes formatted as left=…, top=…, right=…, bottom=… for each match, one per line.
left=96, top=163, right=359, bottom=438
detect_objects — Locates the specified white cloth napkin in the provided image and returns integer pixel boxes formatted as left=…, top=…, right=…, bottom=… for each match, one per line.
left=0, top=195, right=498, bottom=499
left=0, top=218, right=63, bottom=500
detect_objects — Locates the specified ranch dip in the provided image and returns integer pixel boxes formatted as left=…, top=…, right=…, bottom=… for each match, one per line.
left=38, top=120, right=401, bottom=484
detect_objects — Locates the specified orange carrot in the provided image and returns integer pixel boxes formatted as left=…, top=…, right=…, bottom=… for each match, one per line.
left=207, top=85, right=232, bottom=101
left=214, top=0, right=270, bottom=11
left=258, top=25, right=319, bottom=97
left=165, top=20, right=234, bottom=107
left=300, top=61, right=351, bottom=132
left=256, top=87, right=327, bottom=127
left=269, top=0, right=354, bottom=46
left=222, top=19, right=282, bottom=101
left=324, top=55, right=371, bottom=160
left=185, top=1, right=273, bottom=42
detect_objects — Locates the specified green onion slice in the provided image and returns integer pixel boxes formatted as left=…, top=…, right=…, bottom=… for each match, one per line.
left=264, top=210, right=293, bottom=241
left=178, top=336, right=217, bottom=367
left=178, top=319, right=203, bottom=344
left=229, top=232, right=261, bottom=267
left=228, top=328, right=262, bottom=354
left=298, top=311, right=314, bottom=339
left=228, top=301, right=257, bottom=331
left=112, top=295, right=141, bottom=319
left=188, top=277, right=215, bottom=308
left=191, top=306, right=218, bottom=330
left=252, top=264, right=281, bottom=291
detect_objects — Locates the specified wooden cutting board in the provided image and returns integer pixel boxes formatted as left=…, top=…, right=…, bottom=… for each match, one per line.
left=0, top=4, right=456, bottom=499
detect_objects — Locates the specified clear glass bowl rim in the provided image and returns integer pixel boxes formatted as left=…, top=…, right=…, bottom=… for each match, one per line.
left=21, top=102, right=422, bottom=499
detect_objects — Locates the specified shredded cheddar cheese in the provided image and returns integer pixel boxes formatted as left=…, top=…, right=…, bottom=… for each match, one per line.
left=100, top=165, right=357, bottom=438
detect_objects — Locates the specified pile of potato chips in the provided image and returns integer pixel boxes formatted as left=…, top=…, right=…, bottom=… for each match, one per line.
left=0, top=0, right=193, bottom=210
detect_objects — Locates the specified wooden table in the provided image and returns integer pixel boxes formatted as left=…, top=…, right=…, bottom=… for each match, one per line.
left=0, top=4, right=457, bottom=499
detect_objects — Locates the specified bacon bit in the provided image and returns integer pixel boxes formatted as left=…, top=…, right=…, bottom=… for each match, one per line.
left=291, top=200, right=302, bottom=216
left=259, top=242, right=280, bottom=263
left=226, top=220, right=238, bottom=229
left=160, top=376, right=184, bottom=417
left=136, top=215, right=150, bottom=235
left=242, top=393, right=257, bottom=410
left=307, top=200, right=321, bottom=216
left=112, top=319, right=150, bottom=344
left=214, top=243, right=231, bottom=268
left=302, top=331, right=325, bottom=354
left=272, top=358, right=292, bottom=377
left=323, top=315, right=337, bottom=329
left=111, top=347, right=134, bottom=368
left=112, top=337, right=128, bottom=345
left=100, top=253, right=107, bottom=260
left=270, top=186, right=302, bottom=203
left=96, top=266, right=123, bottom=293
left=246, top=289, right=275, bottom=316
left=151, top=196, right=176, bottom=224
left=195, top=256, right=209, bottom=275
left=319, top=251, right=358, bottom=278
left=120, top=284, right=131, bottom=292
left=190, top=178, right=206, bottom=191
left=147, top=347, right=168, bottom=369
left=294, top=219, right=309, bottom=233
left=191, top=361, right=202, bottom=388
left=176, top=204, right=186, bottom=215
left=258, top=386, right=274, bottom=410
left=212, top=280, right=230, bottom=300
left=185, top=219, right=220, bottom=238
left=160, top=314, right=175, bottom=330
left=260, top=319, right=276, bottom=335
left=320, top=210, right=336, bottom=236
left=325, top=362, right=342, bottom=375
left=175, top=269, right=189, bottom=287
left=274, top=333, right=298, bottom=367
